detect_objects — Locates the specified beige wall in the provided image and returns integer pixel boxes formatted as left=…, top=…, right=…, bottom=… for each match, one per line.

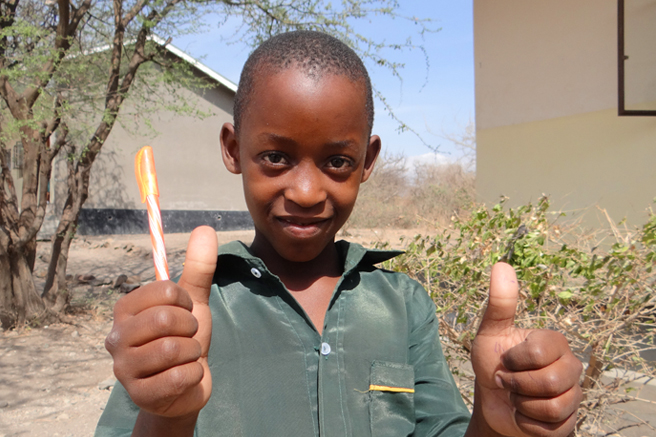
left=475, top=0, right=656, bottom=226
left=478, top=104, right=656, bottom=225
left=84, top=81, right=247, bottom=212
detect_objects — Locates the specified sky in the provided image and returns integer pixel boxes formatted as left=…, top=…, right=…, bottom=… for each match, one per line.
left=173, top=1, right=475, bottom=161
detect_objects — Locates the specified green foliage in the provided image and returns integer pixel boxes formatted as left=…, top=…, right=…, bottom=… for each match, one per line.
left=381, top=196, right=656, bottom=434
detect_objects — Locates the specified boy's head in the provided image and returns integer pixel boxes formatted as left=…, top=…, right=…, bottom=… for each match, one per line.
left=221, top=30, right=380, bottom=264
left=233, top=30, right=374, bottom=138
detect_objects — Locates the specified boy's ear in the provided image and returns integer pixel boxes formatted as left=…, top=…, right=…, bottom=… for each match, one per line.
left=361, top=135, right=381, bottom=183
left=220, top=122, right=241, bottom=175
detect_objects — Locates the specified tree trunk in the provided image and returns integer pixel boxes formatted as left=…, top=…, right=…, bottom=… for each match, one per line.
left=43, top=147, right=91, bottom=312
left=0, top=140, right=47, bottom=328
left=8, top=247, right=47, bottom=327
left=0, top=247, right=54, bottom=329
left=42, top=215, right=76, bottom=314
left=42, top=197, right=80, bottom=314
left=0, top=251, right=14, bottom=329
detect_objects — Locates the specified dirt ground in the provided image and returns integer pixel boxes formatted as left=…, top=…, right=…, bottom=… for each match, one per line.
left=0, top=228, right=420, bottom=437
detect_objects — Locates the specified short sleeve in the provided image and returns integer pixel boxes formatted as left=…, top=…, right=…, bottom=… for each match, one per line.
left=405, top=279, right=471, bottom=436
left=94, top=380, right=140, bottom=437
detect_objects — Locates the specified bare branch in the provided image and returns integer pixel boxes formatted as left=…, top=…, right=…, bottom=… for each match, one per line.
left=19, top=0, right=93, bottom=110
left=43, top=92, right=65, bottom=140
left=87, top=0, right=181, bottom=167
left=69, top=0, right=93, bottom=31
left=121, top=0, right=149, bottom=28
left=48, top=122, right=69, bottom=159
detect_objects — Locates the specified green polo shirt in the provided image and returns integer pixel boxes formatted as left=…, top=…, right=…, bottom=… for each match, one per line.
left=95, top=241, right=470, bottom=436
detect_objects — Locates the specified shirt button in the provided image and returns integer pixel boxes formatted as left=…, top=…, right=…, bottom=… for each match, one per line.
left=320, top=342, right=331, bottom=356
left=250, top=267, right=262, bottom=278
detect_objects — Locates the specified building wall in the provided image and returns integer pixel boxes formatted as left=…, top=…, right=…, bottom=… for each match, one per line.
left=475, top=0, right=656, bottom=226
left=73, top=71, right=251, bottom=235
left=86, top=82, right=245, bottom=211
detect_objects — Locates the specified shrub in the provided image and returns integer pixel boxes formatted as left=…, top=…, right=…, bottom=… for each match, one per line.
left=380, top=196, right=656, bottom=435
left=347, top=154, right=475, bottom=229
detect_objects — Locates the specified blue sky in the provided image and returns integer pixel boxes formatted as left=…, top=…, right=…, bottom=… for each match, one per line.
left=174, top=1, right=474, bottom=160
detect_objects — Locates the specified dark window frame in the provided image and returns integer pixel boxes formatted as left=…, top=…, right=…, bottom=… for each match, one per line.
left=618, top=0, right=656, bottom=116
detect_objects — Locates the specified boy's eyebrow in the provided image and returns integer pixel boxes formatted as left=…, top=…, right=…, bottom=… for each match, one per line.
left=261, top=133, right=361, bottom=151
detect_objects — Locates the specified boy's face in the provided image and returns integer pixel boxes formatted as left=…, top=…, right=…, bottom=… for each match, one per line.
left=221, top=67, right=380, bottom=263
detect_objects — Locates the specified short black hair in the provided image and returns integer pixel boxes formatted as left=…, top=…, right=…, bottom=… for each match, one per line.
left=233, top=30, right=374, bottom=136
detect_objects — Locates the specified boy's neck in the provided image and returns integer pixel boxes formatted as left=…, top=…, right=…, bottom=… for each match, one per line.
left=250, top=233, right=342, bottom=291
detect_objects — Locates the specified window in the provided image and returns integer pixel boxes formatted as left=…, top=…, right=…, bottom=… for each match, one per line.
left=618, top=0, right=656, bottom=115
left=12, top=142, right=23, bottom=176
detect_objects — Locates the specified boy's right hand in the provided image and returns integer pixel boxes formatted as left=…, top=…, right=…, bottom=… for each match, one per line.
left=105, top=226, right=218, bottom=419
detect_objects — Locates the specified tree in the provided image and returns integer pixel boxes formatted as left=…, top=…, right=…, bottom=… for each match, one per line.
left=441, top=118, right=475, bottom=173
left=0, top=0, right=433, bottom=329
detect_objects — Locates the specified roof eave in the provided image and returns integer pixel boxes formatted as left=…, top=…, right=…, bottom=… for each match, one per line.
left=149, top=35, right=238, bottom=93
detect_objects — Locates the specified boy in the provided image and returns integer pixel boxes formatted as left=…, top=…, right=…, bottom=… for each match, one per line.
left=96, top=31, right=582, bottom=436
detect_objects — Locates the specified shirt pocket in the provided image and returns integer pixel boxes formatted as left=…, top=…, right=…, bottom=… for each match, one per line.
left=368, top=360, right=415, bottom=437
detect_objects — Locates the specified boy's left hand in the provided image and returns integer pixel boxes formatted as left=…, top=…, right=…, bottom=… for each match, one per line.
left=470, top=262, right=583, bottom=437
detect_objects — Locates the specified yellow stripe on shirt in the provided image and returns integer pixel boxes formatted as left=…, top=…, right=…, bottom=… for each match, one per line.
left=369, top=384, right=415, bottom=394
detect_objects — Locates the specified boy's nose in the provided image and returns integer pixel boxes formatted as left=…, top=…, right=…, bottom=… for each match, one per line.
left=284, top=165, right=327, bottom=208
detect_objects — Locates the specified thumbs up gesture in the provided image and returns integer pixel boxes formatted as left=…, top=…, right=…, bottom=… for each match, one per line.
left=105, top=226, right=218, bottom=434
left=470, top=262, right=583, bottom=437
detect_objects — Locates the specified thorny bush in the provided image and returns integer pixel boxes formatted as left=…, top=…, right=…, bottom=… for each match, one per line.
left=380, top=196, right=656, bottom=436
left=346, top=155, right=475, bottom=229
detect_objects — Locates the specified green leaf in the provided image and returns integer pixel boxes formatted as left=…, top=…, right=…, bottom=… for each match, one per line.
left=558, top=291, right=573, bottom=300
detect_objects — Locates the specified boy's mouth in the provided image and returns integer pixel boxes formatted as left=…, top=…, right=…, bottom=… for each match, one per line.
left=277, top=216, right=329, bottom=226
left=276, top=216, right=330, bottom=234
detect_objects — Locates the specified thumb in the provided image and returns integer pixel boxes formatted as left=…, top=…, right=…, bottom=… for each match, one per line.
left=178, top=226, right=219, bottom=305
left=477, top=262, right=519, bottom=336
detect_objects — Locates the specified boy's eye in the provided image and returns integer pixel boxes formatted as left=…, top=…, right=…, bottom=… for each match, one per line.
left=262, top=152, right=287, bottom=165
left=328, top=157, right=351, bottom=169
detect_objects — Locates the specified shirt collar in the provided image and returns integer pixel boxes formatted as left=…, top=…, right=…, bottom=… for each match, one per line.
left=216, top=240, right=402, bottom=275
